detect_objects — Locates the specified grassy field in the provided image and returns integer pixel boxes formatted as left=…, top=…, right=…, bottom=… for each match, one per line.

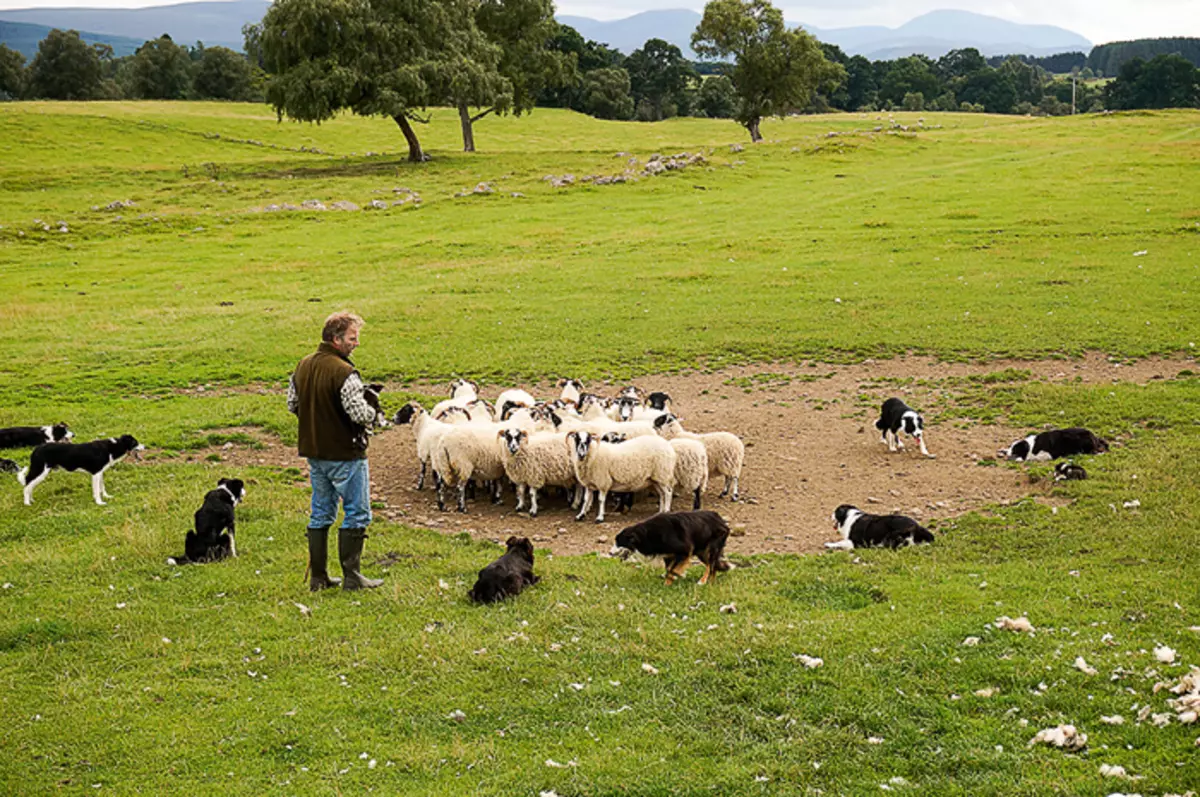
left=1, top=102, right=1198, bottom=795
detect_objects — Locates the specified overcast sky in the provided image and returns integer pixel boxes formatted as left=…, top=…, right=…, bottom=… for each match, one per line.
left=0, top=1, right=1196, bottom=45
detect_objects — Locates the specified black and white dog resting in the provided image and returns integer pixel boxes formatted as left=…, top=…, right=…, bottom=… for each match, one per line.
left=18, top=435, right=144, bottom=506
left=875, top=398, right=934, bottom=458
left=468, top=536, right=540, bottom=604
left=827, top=505, right=935, bottom=550
left=1001, top=428, right=1108, bottom=462
left=0, top=458, right=18, bottom=474
left=610, top=510, right=732, bottom=585
left=1054, top=462, right=1088, bottom=481
left=168, top=478, right=246, bottom=565
left=0, top=423, right=73, bottom=449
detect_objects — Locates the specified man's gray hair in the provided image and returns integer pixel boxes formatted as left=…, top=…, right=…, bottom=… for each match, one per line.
left=322, top=311, right=365, bottom=342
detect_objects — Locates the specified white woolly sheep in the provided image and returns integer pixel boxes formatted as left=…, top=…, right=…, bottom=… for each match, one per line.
left=430, top=378, right=479, bottom=418
left=566, top=430, right=674, bottom=523
left=497, top=429, right=577, bottom=517
left=653, top=414, right=744, bottom=501
left=668, top=437, right=709, bottom=510
left=558, top=379, right=585, bottom=406
left=393, top=402, right=470, bottom=490
left=494, top=388, right=536, bottom=422
left=433, top=424, right=508, bottom=513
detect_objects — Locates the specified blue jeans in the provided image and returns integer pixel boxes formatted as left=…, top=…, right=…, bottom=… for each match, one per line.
left=307, top=458, right=372, bottom=529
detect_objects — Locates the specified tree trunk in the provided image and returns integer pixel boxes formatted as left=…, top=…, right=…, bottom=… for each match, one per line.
left=457, top=102, right=475, bottom=153
left=747, top=116, right=762, bottom=142
left=393, top=114, right=425, bottom=163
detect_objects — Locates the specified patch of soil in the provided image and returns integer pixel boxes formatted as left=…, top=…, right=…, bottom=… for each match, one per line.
left=173, top=355, right=1195, bottom=557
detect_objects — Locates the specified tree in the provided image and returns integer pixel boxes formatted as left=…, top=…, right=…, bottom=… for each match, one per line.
left=581, top=67, right=634, bottom=120
left=625, top=38, right=697, bottom=121
left=936, top=47, right=986, bottom=81
left=956, top=67, right=1018, bottom=113
left=691, top=0, right=842, bottom=142
left=997, top=56, right=1044, bottom=105
left=844, top=54, right=878, bottom=110
left=1104, top=54, right=1200, bottom=109
left=27, top=29, right=108, bottom=100
left=256, top=0, right=481, bottom=163
left=129, top=34, right=193, bottom=99
left=879, top=55, right=941, bottom=108
left=696, top=74, right=737, bottom=117
left=0, top=44, right=25, bottom=100
left=538, top=22, right=622, bottom=112
left=193, top=46, right=259, bottom=101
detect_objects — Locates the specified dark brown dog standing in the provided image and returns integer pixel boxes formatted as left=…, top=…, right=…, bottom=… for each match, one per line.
left=611, top=510, right=731, bottom=585
left=468, top=536, right=540, bottom=603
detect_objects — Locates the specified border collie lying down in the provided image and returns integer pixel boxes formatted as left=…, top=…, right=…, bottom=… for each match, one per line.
left=1054, top=462, right=1088, bottom=481
left=0, top=423, right=73, bottom=449
left=18, top=435, right=144, bottom=506
left=1001, top=428, right=1108, bottom=462
left=168, top=478, right=246, bottom=565
left=826, top=505, right=935, bottom=550
left=610, top=510, right=731, bottom=585
left=875, top=398, right=934, bottom=458
left=468, top=536, right=539, bottom=603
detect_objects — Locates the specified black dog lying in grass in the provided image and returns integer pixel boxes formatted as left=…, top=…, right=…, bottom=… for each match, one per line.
left=610, top=510, right=732, bottom=585
left=469, top=536, right=539, bottom=603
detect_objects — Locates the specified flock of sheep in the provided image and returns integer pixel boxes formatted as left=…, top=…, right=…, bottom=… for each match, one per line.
left=392, top=379, right=745, bottom=523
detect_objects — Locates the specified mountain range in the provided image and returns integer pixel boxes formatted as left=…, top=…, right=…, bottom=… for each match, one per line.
left=0, top=2, right=1091, bottom=62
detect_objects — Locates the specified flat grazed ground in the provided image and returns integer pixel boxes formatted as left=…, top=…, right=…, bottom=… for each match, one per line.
left=190, top=353, right=1195, bottom=555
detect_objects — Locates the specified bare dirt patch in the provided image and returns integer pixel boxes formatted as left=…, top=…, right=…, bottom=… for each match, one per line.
left=181, top=354, right=1195, bottom=557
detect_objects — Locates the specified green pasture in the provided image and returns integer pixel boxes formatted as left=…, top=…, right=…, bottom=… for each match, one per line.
left=0, top=103, right=1198, bottom=795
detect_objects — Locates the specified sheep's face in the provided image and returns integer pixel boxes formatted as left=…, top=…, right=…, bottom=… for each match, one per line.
left=618, top=386, right=643, bottom=401
left=647, top=392, right=671, bottom=411
left=652, top=413, right=680, bottom=437
left=449, top=378, right=478, bottom=399
left=500, top=428, right=527, bottom=455
left=437, top=406, right=470, bottom=424
left=393, top=402, right=423, bottom=425
left=601, top=432, right=628, bottom=444
left=569, top=431, right=594, bottom=461
left=615, top=396, right=640, bottom=421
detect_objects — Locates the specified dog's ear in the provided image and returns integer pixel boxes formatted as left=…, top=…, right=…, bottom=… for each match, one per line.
left=505, top=535, right=520, bottom=547
left=218, top=477, right=228, bottom=486
left=368, top=383, right=385, bottom=393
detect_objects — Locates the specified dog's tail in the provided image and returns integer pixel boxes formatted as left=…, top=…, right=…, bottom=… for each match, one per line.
left=167, top=554, right=193, bottom=566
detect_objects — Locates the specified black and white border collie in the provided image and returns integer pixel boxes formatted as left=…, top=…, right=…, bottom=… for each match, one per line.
left=351, top=383, right=388, bottom=449
left=1054, top=462, right=1088, bottom=481
left=18, top=435, right=144, bottom=506
left=0, top=423, right=73, bottom=449
left=169, top=478, right=247, bottom=565
left=875, top=398, right=934, bottom=458
left=826, top=505, right=935, bottom=550
left=1001, top=428, right=1108, bottom=462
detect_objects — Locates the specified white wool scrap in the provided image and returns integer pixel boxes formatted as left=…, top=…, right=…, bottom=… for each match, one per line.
left=1099, top=764, right=1132, bottom=779
left=974, top=688, right=998, bottom=698
left=961, top=636, right=981, bottom=647
left=1152, top=713, right=1173, bottom=727
left=1100, top=715, right=1126, bottom=725
left=641, top=663, right=660, bottom=675
left=1075, top=657, right=1099, bottom=676
left=719, top=603, right=738, bottom=614
left=1170, top=668, right=1200, bottom=695
left=1029, top=724, right=1088, bottom=750
left=1154, top=645, right=1177, bottom=664
left=794, top=654, right=824, bottom=669
left=995, top=616, right=1035, bottom=633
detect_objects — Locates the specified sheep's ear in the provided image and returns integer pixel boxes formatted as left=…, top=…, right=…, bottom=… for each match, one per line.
left=496, top=429, right=506, bottom=440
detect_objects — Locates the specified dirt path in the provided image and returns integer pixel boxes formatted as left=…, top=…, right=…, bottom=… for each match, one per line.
left=193, top=354, right=1195, bottom=556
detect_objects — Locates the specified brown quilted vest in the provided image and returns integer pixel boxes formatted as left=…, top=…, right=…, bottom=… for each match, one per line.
left=293, top=342, right=366, bottom=461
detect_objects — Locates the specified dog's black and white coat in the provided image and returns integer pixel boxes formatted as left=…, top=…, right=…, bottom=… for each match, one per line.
left=1054, top=462, right=1088, bottom=481
left=826, top=505, right=935, bottom=550
left=610, top=510, right=732, bottom=585
left=0, top=423, right=73, bottom=449
left=468, top=536, right=540, bottom=603
left=1001, top=428, right=1108, bottom=462
left=875, top=398, right=933, bottom=458
left=351, top=383, right=389, bottom=450
left=18, top=434, right=144, bottom=506
left=0, top=458, right=18, bottom=474
left=168, top=478, right=246, bottom=565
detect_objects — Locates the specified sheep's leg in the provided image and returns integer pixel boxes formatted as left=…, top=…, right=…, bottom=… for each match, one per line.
left=417, top=461, right=427, bottom=490
left=729, top=477, right=739, bottom=502
left=719, top=477, right=731, bottom=498
left=436, top=479, right=447, bottom=511
left=491, top=480, right=503, bottom=505
left=594, top=489, right=607, bottom=523
left=457, top=483, right=468, bottom=513
left=466, top=480, right=477, bottom=500
left=574, top=489, right=593, bottom=522
left=529, top=488, right=540, bottom=518
left=692, top=487, right=702, bottom=510
left=514, top=484, right=527, bottom=512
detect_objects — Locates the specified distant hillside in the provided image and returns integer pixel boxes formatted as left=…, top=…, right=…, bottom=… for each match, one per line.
left=0, top=19, right=144, bottom=60
left=0, top=0, right=268, bottom=51
left=557, top=8, right=1090, bottom=60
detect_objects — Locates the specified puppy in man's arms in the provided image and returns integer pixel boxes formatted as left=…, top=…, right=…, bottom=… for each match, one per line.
left=18, top=435, right=144, bottom=506
left=0, top=423, right=73, bottom=449
left=469, top=536, right=539, bottom=603
left=610, top=510, right=732, bottom=585
left=875, top=398, right=934, bottom=458
left=169, top=478, right=246, bottom=565
left=826, top=505, right=934, bottom=550
left=1001, top=428, right=1108, bottom=462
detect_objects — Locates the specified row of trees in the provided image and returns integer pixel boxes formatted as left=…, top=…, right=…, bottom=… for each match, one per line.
left=0, top=30, right=261, bottom=102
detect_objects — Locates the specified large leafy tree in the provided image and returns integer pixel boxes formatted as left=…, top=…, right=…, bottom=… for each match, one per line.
left=878, top=55, right=941, bottom=107
left=696, top=74, right=737, bottom=117
left=691, top=0, right=841, bottom=141
left=256, top=0, right=479, bottom=163
left=193, top=46, right=260, bottom=101
left=581, top=67, right=634, bottom=120
left=1104, top=54, right=1199, bottom=109
left=27, top=29, right=107, bottom=100
left=129, top=35, right=193, bottom=99
left=625, top=38, right=697, bottom=121
left=538, top=22, right=622, bottom=111
left=0, top=44, right=25, bottom=100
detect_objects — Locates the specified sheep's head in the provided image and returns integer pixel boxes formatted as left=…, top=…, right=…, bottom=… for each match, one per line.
left=652, top=413, right=680, bottom=437
left=499, top=428, right=527, bottom=455
left=617, top=385, right=644, bottom=401
left=647, top=391, right=671, bottom=411
left=567, top=431, right=593, bottom=461
left=601, top=432, right=628, bottom=444
left=436, top=406, right=470, bottom=424
left=615, top=396, right=640, bottom=421
left=393, top=401, right=424, bottom=425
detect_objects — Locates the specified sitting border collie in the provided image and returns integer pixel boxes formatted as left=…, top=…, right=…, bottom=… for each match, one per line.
left=827, top=505, right=934, bottom=550
left=1054, top=462, right=1088, bottom=481
left=875, top=398, right=934, bottom=458
left=468, top=536, right=539, bottom=603
left=611, top=510, right=732, bottom=585
left=18, top=435, right=144, bottom=506
left=0, top=423, right=73, bottom=449
left=1001, top=428, right=1108, bottom=462
left=168, top=478, right=246, bottom=565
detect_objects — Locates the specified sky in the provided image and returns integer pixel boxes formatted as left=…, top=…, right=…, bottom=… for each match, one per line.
left=0, top=1, right=1197, bottom=45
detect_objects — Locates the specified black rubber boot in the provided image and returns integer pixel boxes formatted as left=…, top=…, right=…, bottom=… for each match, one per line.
left=339, top=527, right=383, bottom=590
left=307, top=526, right=342, bottom=591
